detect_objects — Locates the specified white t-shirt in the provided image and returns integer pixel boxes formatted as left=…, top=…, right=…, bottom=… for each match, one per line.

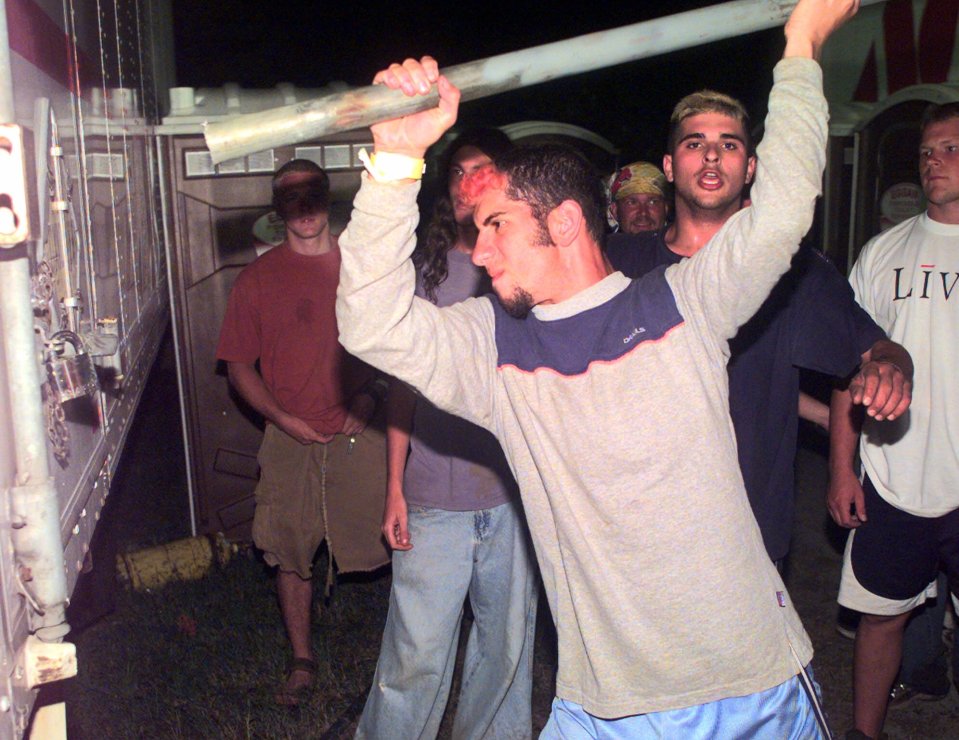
left=850, top=212, right=959, bottom=516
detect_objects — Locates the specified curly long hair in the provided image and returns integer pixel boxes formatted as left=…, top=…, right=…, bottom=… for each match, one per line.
left=416, top=127, right=513, bottom=302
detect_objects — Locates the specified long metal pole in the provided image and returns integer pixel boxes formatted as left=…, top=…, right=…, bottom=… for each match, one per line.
left=205, top=0, right=885, bottom=163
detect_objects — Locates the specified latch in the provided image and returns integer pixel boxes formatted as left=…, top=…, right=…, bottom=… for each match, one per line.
left=0, top=124, right=30, bottom=246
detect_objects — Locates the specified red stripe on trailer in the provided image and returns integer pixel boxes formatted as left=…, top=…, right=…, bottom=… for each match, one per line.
left=854, top=44, right=880, bottom=102
left=884, top=0, right=919, bottom=93
left=919, top=0, right=959, bottom=83
left=6, top=0, right=100, bottom=95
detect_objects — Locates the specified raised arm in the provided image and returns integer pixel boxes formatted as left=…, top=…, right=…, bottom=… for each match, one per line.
left=337, top=59, right=498, bottom=430
left=672, top=0, right=859, bottom=339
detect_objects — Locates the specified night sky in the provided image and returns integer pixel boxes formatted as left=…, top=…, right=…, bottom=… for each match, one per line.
left=171, top=2, right=785, bottom=164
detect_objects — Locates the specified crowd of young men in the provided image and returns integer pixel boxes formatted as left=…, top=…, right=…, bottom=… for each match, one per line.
left=214, top=0, right=958, bottom=735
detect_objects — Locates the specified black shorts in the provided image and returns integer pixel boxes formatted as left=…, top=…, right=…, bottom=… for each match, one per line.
left=838, top=474, right=959, bottom=614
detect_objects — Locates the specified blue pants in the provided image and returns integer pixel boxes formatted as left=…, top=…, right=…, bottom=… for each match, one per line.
left=540, top=668, right=827, bottom=739
left=900, top=572, right=955, bottom=695
left=356, top=501, right=538, bottom=740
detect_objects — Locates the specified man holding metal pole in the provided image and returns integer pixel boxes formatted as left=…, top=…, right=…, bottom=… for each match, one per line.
left=355, top=129, right=538, bottom=739
left=337, top=0, right=856, bottom=735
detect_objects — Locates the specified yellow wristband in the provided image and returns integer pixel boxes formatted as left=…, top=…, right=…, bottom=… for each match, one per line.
left=358, top=149, right=425, bottom=182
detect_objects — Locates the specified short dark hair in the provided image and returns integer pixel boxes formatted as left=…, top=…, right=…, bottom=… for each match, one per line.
left=271, top=159, right=329, bottom=217
left=494, top=144, right=607, bottom=245
left=667, top=90, right=753, bottom=155
left=272, top=158, right=328, bottom=192
left=920, top=101, right=959, bottom=136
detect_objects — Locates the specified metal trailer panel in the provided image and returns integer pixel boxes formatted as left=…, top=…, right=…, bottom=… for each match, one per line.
left=0, top=0, right=174, bottom=735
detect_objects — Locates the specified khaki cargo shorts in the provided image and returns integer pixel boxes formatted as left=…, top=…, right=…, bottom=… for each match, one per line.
left=252, top=422, right=389, bottom=579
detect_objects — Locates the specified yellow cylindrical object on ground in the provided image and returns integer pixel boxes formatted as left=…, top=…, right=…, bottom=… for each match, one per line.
left=116, top=533, right=236, bottom=591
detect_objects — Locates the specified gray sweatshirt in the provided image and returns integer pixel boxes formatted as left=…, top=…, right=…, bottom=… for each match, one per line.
left=337, top=58, right=826, bottom=718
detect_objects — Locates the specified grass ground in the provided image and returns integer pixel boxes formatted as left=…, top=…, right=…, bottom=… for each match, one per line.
left=63, top=551, right=391, bottom=739
left=39, top=335, right=959, bottom=738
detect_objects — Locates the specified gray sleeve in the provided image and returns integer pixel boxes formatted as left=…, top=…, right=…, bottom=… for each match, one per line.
left=336, top=176, right=498, bottom=430
left=668, top=57, right=829, bottom=341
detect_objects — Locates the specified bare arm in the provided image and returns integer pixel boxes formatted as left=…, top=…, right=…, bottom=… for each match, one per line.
left=227, top=361, right=331, bottom=444
left=827, top=385, right=866, bottom=527
left=799, top=391, right=830, bottom=432
left=847, top=338, right=913, bottom=421
left=382, top=380, right=417, bottom=550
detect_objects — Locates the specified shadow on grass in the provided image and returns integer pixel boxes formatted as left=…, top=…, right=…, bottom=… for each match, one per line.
left=62, top=551, right=390, bottom=739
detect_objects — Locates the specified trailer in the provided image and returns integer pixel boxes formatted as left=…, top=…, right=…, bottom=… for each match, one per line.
left=0, top=1, right=173, bottom=736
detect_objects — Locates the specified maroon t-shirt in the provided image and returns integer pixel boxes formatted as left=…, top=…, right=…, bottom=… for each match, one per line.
left=217, top=243, right=372, bottom=435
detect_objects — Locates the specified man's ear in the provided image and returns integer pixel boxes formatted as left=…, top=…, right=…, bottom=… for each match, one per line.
left=663, top=154, right=674, bottom=183
left=745, top=155, right=757, bottom=184
left=547, top=200, right=584, bottom=247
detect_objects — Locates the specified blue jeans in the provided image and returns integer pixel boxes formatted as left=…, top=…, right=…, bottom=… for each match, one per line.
left=356, top=500, right=538, bottom=740
left=900, top=572, right=954, bottom=695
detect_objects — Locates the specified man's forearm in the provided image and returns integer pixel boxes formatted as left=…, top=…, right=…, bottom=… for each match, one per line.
left=337, top=179, right=497, bottom=430
left=386, top=380, right=416, bottom=492
left=829, top=386, right=862, bottom=479
left=799, top=391, right=830, bottom=431
left=227, top=362, right=286, bottom=426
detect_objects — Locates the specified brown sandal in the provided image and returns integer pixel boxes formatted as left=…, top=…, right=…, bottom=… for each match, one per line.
left=274, top=657, right=317, bottom=706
